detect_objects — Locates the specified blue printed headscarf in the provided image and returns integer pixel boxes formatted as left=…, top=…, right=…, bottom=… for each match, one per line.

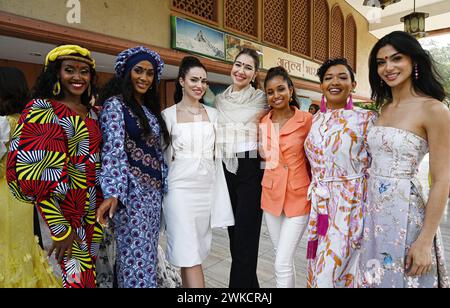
left=115, top=46, right=164, bottom=83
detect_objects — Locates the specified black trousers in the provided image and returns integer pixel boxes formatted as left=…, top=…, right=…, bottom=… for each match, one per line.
left=225, top=152, right=263, bottom=288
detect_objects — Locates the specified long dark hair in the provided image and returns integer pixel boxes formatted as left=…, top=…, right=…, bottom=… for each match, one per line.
left=99, top=69, right=170, bottom=146
left=264, top=66, right=299, bottom=108
left=0, top=67, right=30, bottom=116
left=234, top=48, right=261, bottom=89
left=174, top=56, right=207, bottom=104
left=32, top=54, right=96, bottom=109
left=369, top=31, right=446, bottom=108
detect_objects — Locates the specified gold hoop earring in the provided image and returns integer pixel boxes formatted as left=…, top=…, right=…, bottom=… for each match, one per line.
left=53, top=80, right=61, bottom=96
left=87, top=84, right=92, bottom=97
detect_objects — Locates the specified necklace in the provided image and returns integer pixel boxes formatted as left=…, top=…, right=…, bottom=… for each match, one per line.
left=181, top=103, right=203, bottom=116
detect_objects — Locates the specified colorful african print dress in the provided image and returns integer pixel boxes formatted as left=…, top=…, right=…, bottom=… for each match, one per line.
left=99, top=96, right=168, bottom=288
left=0, top=114, right=60, bottom=288
left=7, top=99, right=103, bottom=288
left=304, top=107, right=377, bottom=288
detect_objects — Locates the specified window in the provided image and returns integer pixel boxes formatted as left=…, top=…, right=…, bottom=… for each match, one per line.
left=330, top=5, right=344, bottom=59
left=263, top=0, right=288, bottom=49
left=172, top=0, right=218, bottom=24
left=345, top=15, right=357, bottom=72
left=291, top=0, right=312, bottom=57
left=313, top=0, right=329, bottom=62
left=224, top=0, right=259, bottom=38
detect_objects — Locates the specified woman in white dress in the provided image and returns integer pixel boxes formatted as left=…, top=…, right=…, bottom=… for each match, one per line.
left=162, top=56, right=234, bottom=288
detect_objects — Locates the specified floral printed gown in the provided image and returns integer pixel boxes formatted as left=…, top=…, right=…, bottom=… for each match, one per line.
left=305, top=108, right=377, bottom=288
left=358, top=126, right=449, bottom=288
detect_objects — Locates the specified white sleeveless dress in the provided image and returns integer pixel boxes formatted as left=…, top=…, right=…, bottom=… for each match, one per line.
left=162, top=105, right=234, bottom=267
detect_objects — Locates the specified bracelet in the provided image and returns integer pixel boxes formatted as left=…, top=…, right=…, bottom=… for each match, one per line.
left=51, top=226, right=72, bottom=242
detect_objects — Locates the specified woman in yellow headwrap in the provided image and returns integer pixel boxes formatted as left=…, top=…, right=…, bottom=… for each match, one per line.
left=6, top=45, right=103, bottom=288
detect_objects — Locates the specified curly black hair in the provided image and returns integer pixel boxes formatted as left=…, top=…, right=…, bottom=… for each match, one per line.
left=32, top=54, right=97, bottom=109
left=0, top=67, right=30, bottom=116
left=317, top=58, right=355, bottom=84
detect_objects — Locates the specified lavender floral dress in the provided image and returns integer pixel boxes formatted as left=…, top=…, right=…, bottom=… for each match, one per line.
left=358, top=126, right=449, bottom=288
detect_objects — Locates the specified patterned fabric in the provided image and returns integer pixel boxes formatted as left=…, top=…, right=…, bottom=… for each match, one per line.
left=122, top=103, right=165, bottom=193
left=304, top=108, right=377, bottom=288
left=114, top=47, right=164, bottom=82
left=358, top=126, right=449, bottom=288
left=99, top=96, right=167, bottom=288
left=6, top=99, right=103, bottom=288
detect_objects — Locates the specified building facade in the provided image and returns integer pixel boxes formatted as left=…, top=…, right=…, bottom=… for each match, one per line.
left=0, top=0, right=378, bottom=105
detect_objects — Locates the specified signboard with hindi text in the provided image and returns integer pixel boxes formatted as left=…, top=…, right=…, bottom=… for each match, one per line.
left=261, top=46, right=321, bottom=83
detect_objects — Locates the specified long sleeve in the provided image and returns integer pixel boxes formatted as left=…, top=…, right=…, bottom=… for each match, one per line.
left=6, top=99, right=71, bottom=237
left=99, top=97, right=129, bottom=206
left=0, top=116, right=10, bottom=160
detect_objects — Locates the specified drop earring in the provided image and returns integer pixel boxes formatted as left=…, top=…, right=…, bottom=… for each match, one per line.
left=414, top=64, right=419, bottom=80
left=53, top=80, right=61, bottom=96
left=320, top=95, right=327, bottom=113
left=345, top=94, right=354, bottom=110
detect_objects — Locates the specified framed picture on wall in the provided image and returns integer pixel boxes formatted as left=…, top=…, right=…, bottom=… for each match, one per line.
left=225, top=34, right=263, bottom=66
left=171, top=16, right=225, bottom=61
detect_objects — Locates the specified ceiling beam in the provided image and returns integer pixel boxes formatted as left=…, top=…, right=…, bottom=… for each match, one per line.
left=369, top=1, right=450, bottom=31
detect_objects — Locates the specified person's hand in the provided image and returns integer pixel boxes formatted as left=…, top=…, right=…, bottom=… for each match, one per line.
left=405, top=240, right=433, bottom=277
left=96, top=197, right=119, bottom=227
left=48, top=228, right=82, bottom=263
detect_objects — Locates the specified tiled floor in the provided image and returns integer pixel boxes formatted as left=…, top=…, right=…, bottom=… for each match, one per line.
left=41, top=153, right=450, bottom=288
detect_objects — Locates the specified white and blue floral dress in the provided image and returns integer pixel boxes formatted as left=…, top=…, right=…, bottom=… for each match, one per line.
left=359, top=126, right=449, bottom=288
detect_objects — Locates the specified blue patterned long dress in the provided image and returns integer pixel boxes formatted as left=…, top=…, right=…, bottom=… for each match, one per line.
left=99, top=96, right=167, bottom=288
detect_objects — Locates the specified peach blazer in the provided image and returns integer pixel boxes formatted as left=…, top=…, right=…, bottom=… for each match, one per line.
left=259, top=107, right=312, bottom=217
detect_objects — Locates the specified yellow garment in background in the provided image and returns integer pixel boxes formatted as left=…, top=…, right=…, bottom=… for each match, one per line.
left=0, top=114, right=60, bottom=288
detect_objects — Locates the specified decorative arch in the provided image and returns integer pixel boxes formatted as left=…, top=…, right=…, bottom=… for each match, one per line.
left=263, top=0, right=288, bottom=49
left=291, top=0, right=311, bottom=57
left=313, top=0, right=330, bottom=62
left=345, top=14, right=358, bottom=72
left=224, top=0, right=259, bottom=39
left=171, top=0, right=218, bottom=24
left=330, top=5, right=344, bottom=59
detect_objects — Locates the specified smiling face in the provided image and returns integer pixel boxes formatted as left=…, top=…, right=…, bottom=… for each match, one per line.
left=180, top=66, right=208, bottom=101
left=231, top=54, right=257, bottom=92
left=265, top=76, right=293, bottom=111
left=376, top=44, right=414, bottom=90
left=59, top=60, right=91, bottom=99
left=320, top=64, right=356, bottom=107
left=130, top=60, right=155, bottom=100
